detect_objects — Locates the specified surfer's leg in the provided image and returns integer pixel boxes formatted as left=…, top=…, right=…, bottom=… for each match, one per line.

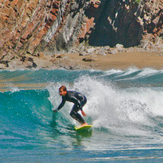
left=79, top=98, right=88, bottom=126
left=70, top=105, right=85, bottom=124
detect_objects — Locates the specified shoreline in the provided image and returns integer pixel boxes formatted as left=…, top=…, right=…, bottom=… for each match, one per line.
left=1, top=47, right=163, bottom=71
left=0, top=49, right=163, bottom=91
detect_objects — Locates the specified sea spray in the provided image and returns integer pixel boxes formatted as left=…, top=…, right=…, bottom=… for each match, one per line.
left=54, top=75, right=163, bottom=138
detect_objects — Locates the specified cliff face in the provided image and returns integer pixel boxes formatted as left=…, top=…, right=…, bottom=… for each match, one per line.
left=87, top=0, right=163, bottom=48
left=0, top=0, right=162, bottom=60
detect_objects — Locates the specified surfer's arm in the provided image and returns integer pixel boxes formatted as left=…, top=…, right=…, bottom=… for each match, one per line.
left=71, top=95, right=82, bottom=111
left=72, top=96, right=83, bottom=110
left=54, top=98, right=66, bottom=112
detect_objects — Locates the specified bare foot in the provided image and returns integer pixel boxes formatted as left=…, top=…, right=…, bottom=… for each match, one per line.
left=81, top=123, right=88, bottom=126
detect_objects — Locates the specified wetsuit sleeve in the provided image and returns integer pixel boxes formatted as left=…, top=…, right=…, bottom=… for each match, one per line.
left=57, top=97, right=66, bottom=111
left=75, top=98, right=82, bottom=108
left=71, top=96, right=83, bottom=110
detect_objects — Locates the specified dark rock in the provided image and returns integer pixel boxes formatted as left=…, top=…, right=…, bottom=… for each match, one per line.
left=82, top=58, right=94, bottom=62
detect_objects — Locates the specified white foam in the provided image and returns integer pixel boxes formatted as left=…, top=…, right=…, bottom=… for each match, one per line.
left=137, top=68, right=160, bottom=78
left=74, top=76, right=163, bottom=136
left=47, top=74, right=163, bottom=137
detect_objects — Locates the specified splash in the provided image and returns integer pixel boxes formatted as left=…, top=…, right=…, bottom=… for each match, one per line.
left=47, top=73, right=163, bottom=139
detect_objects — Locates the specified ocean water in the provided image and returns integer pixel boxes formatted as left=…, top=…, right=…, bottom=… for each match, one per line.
left=1, top=68, right=163, bottom=162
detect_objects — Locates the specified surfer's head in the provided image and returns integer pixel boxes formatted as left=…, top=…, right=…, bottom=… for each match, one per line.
left=59, top=85, right=67, bottom=96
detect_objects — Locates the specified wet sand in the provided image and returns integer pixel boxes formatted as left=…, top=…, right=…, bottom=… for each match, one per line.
left=0, top=83, right=50, bottom=92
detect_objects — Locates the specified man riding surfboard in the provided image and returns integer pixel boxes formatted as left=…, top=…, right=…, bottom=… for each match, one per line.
left=53, top=85, right=88, bottom=126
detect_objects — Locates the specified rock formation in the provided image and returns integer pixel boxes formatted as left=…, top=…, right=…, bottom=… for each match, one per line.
left=0, top=0, right=162, bottom=69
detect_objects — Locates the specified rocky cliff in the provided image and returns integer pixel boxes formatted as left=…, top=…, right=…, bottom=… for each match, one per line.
left=0, top=0, right=162, bottom=68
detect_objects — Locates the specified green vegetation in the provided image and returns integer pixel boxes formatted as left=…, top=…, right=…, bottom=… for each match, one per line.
left=134, top=0, right=141, bottom=4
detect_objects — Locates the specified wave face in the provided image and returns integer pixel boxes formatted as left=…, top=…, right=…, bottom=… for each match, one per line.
left=1, top=69, right=163, bottom=162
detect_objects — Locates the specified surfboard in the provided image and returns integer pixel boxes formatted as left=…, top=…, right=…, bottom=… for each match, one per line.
left=74, top=125, right=92, bottom=131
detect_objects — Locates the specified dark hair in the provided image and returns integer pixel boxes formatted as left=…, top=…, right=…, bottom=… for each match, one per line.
left=59, top=85, right=67, bottom=91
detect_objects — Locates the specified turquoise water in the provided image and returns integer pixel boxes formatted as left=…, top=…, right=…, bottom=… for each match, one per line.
left=1, top=68, right=163, bottom=162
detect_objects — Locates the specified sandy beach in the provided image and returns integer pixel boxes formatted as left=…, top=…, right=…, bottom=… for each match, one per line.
left=52, top=51, right=163, bottom=70
left=4, top=48, right=163, bottom=71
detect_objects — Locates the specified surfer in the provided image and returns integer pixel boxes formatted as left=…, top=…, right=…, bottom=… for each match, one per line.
left=53, top=85, right=88, bottom=126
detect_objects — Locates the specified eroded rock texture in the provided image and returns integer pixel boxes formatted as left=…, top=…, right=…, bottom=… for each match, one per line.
left=0, top=0, right=162, bottom=59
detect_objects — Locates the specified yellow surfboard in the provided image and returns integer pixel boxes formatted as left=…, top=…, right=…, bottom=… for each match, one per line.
left=74, top=125, right=93, bottom=131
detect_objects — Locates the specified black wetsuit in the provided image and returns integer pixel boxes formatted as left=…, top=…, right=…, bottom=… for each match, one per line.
left=57, top=91, right=87, bottom=124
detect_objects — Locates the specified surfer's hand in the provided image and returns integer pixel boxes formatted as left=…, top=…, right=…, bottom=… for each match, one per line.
left=53, top=109, right=58, bottom=112
left=81, top=110, right=86, bottom=116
